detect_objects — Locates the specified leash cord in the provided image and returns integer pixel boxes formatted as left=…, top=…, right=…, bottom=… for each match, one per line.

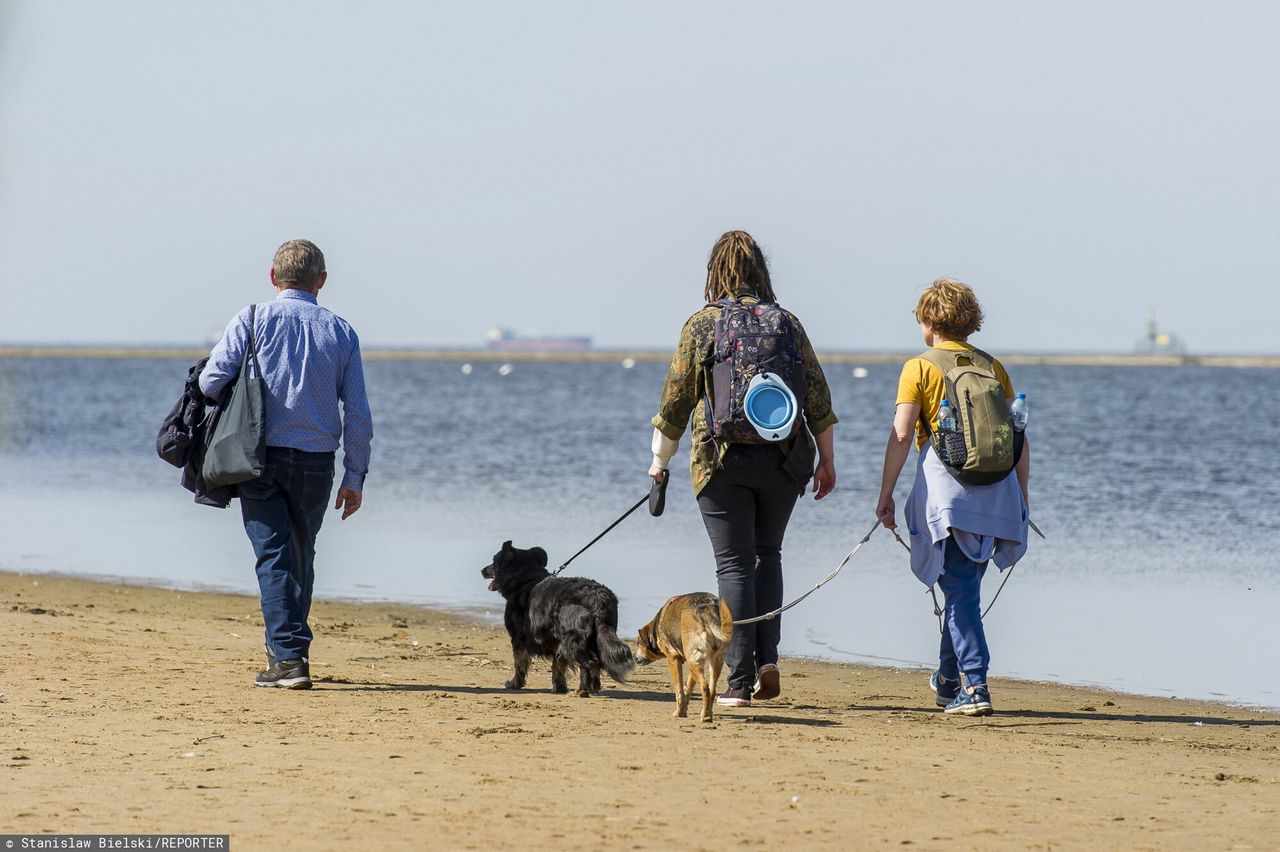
left=886, top=529, right=947, bottom=634
left=734, top=519, right=882, bottom=626
left=888, top=524, right=1026, bottom=632
left=980, top=565, right=1016, bottom=620
left=552, top=493, right=649, bottom=576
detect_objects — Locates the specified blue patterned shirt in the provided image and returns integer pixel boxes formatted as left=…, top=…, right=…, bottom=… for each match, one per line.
left=199, top=289, right=372, bottom=492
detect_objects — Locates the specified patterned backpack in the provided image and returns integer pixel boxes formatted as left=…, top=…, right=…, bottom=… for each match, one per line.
left=703, top=299, right=807, bottom=444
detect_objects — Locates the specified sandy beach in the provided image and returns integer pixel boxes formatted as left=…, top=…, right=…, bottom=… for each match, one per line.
left=2, top=571, right=1276, bottom=850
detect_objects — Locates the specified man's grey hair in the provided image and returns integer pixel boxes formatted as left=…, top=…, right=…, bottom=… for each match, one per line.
left=272, top=239, right=326, bottom=288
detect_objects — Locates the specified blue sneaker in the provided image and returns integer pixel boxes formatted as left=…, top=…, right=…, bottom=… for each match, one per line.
left=944, top=685, right=993, bottom=716
left=929, top=671, right=961, bottom=707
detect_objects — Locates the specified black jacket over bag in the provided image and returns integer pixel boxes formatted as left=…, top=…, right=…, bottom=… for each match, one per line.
left=156, top=357, right=235, bottom=508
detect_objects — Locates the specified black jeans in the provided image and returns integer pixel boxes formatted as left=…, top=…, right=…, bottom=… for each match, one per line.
left=696, top=444, right=801, bottom=692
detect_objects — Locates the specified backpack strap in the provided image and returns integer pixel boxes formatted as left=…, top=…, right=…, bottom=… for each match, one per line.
left=914, top=348, right=961, bottom=437
left=706, top=294, right=775, bottom=309
left=960, top=346, right=996, bottom=373
left=916, top=347, right=959, bottom=375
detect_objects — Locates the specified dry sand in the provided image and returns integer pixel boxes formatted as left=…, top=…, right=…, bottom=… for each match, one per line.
left=2, top=572, right=1276, bottom=850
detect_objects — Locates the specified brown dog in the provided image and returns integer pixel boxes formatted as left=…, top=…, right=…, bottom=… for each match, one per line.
left=634, top=592, right=733, bottom=722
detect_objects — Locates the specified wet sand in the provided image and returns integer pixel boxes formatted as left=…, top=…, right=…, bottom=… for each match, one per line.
left=2, top=572, right=1276, bottom=849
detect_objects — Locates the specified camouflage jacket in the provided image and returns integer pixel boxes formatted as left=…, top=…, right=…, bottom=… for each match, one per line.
left=651, top=299, right=839, bottom=495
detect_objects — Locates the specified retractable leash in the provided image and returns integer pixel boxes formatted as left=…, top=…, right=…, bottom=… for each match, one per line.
left=734, top=519, right=883, bottom=626
left=552, top=472, right=670, bottom=577
left=888, top=520, right=1047, bottom=634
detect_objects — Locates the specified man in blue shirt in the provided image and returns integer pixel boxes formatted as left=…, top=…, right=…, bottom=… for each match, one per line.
left=201, top=239, right=373, bottom=689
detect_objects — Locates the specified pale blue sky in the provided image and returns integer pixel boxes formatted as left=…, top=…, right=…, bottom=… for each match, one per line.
left=1, top=1, right=1276, bottom=352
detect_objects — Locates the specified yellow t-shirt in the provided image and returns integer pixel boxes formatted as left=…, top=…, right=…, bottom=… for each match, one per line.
left=896, top=341, right=1016, bottom=450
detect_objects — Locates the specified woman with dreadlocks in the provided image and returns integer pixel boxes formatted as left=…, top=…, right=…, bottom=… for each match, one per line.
left=649, top=230, right=838, bottom=708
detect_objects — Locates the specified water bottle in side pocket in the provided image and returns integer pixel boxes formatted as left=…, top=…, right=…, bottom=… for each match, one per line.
left=935, top=398, right=967, bottom=467
left=1010, top=392, right=1029, bottom=432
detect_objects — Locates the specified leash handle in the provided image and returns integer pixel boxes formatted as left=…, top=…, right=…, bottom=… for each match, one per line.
left=648, top=470, right=669, bottom=517
left=553, top=491, right=650, bottom=576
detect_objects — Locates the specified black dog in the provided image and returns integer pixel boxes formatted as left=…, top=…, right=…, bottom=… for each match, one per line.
left=481, top=541, right=635, bottom=697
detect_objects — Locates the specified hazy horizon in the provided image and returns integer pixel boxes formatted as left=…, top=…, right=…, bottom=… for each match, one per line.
left=2, top=2, right=1277, bottom=355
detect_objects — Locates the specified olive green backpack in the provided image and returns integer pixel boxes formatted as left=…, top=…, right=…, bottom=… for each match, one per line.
left=918, top=347, right=1024, bottom=486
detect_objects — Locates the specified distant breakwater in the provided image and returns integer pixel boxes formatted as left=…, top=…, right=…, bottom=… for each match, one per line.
left=1, top=345, right=1277, bottom=369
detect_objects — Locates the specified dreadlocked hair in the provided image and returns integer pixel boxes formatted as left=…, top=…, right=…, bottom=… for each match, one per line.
left=703, top=230, right=776, bottom=303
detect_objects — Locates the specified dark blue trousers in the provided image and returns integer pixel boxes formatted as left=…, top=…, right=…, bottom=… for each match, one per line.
left=239, top=446, right=335, bottom=661
left=937, top=536, right=991, bottom=688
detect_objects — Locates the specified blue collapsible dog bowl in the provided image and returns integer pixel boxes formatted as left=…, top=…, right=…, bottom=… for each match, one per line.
left=744, top=372, right=797, bottom=441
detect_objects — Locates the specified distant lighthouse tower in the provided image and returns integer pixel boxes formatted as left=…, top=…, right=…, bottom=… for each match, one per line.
left=1137, top=312, right=1186, bottom=354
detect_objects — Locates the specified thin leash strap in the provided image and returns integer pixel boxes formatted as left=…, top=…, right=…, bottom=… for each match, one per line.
left=734, top=519, right=882, bottom=626
left=974, top=518, right=1043, bottom=618
left=552, top=493, right=649, bottom=576
left=888, top=524, right=1030, bottom=632
left=977, top=517, right=1044, bottom=617
left=887, top=528, right=945, bottom=635
left=981, top=565, right=1016, bottom=620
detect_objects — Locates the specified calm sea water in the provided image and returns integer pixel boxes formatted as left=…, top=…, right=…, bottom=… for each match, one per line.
left=1, top=357, right=1276, bottom=708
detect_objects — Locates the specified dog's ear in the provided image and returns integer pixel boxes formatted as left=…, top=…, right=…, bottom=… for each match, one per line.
left=529, top=547, right=548, bottom=568
left=636, top=623, right=659, bottom=660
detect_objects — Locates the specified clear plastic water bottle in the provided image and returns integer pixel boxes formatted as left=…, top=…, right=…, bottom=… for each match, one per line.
left=938, top=398, right=957, bottom=433
left=1010, top=392, right=1029, bottom=432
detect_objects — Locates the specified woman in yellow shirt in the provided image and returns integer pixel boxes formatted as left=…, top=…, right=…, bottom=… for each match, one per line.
left=876, top=278, right=1030, bottom=717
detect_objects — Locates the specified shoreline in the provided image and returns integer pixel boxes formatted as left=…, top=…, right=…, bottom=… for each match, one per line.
left=4, top=571, right=1277, bottom=849
left=14, top=568, right=1274, bottom=714
left=2, top=344, right=1279, bottom=368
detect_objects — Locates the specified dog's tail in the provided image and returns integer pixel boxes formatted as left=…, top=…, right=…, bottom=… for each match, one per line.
left=596, top=620, right=636, bottom=683
left=693, top=597, right=734, bottom=646
left=709, top=598, right=734, bottom=645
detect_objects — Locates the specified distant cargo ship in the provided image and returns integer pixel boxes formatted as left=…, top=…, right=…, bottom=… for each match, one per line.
left=485, top=327, right=592, bottom=352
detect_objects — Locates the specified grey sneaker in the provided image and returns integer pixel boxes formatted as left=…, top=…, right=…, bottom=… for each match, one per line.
left=255, top=658, right=311, bottom=689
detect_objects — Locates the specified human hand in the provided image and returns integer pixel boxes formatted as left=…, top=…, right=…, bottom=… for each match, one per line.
left=648, top=464, right=667, bottom=484
left=812, top=459, right=836, bottom=500
left=875, top=494, right=896, bottom=530
left=335, top=488, right=362, bottom=520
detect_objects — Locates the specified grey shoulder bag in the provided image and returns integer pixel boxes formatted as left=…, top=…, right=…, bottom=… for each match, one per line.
left=201, top=304, right=267, bottom=488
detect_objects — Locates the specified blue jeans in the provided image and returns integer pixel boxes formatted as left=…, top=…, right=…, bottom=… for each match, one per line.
left=239, top=446, right=335, bottom=662
left=937, top=536, right=990, bottom=689
left=696, top=445, right=800, bottom=692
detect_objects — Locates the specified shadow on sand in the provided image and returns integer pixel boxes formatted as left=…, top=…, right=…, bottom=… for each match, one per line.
left=314, top=679, right=681, bottom=701
left=313, top=678, right=844, bottom=725
left=311, top=679, right=1272, bottom=728
left=843, top=703, right=1278, bottom=727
